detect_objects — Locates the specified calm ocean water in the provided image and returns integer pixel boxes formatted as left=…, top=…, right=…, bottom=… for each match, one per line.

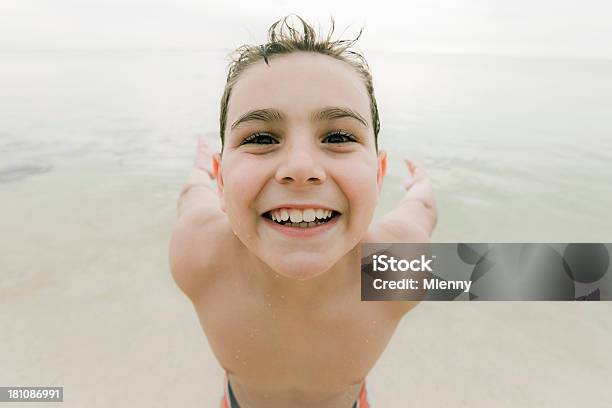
left=1, top=49, right=612, bottom=408
left=1, top=49, right=611, bottom=250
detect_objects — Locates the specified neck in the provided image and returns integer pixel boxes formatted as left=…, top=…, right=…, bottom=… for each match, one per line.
left=247, top=246, right=361, bottom=310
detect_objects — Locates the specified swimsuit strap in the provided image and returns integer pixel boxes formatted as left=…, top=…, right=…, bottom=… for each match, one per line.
left=222, top=377, right=370, bottom=408
left=227, top=377, right=240, bottom=408
left=354, top=381, right=370, bottom=408
left=221, top=374, right=238, bottom=408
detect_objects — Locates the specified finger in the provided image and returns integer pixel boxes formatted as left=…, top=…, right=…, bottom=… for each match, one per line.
left=198, top=135, right=210, bottom=153
left=404, top=160, right=419, bottom=180
left=195, top=142, right=212, bottom=167
left=406, top=159, right=427, bottom=179
left=403, top=159, right=416, bottom=174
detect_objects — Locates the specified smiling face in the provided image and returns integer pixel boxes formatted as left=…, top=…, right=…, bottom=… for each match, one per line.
left=214, top=51, right=386, bottom=280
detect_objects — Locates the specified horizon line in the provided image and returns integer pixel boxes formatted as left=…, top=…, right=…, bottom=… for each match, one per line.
left=0, top=47, right=610, bottom=62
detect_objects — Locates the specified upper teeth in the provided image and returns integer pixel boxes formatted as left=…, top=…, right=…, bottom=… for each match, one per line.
left=269, top=208, right=334, bottom=223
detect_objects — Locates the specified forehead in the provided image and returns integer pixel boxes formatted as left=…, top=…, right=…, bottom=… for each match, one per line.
left=227, top=52, right=371, bottom=127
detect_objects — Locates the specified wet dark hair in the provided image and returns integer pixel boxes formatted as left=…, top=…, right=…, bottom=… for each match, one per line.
left=219, top=14, right=380, bottom=150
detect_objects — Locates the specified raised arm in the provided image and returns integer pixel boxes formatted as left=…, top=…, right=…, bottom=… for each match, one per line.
left=169, top=137, right=233, bottom=301
left=176, top=137, right=224, bottom=220
left=365, top=160, right=438, bottom=243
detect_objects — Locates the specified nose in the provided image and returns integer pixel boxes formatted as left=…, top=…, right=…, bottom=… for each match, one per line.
left=274, top=143, right=326, bottom=186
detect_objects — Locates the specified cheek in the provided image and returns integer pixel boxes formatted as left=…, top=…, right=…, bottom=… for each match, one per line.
left=222, top=158, right=268, bottom=225
left=334, top=158, right=380, bottom=214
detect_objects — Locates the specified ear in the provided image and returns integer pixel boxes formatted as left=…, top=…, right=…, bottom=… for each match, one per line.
left=376, top=149, right=387, bottom=194
left=212, top=152, right=226, bottom=212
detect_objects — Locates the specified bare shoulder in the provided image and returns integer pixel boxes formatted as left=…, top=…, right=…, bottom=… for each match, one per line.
left=169, top=209, right=242, bottom=302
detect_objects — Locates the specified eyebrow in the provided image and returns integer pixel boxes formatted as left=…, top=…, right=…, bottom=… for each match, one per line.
left=313, top=107, right=368, bottom=128
left=231, top=108, right=283, bottom=130
left=230, top=107, right=368, bottom=130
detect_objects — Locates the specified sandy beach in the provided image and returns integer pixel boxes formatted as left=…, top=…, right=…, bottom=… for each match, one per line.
left=1, top=161, right=611, bottom=407
left=2, top=48, right=612, bottom=406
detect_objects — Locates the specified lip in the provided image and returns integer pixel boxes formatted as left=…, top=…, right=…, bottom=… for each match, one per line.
left=261, top=203, right=340, bottom=214
left=262, top=213, right=340, bottom=238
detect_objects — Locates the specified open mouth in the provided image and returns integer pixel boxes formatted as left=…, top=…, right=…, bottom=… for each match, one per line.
left=262, top=208, right=340, bottom=228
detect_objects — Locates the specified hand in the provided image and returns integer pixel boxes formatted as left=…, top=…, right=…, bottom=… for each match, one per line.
left=403, top=159, right=425, bottom=189
left=365, top=159, right=438, bottom=244
left=194, top=136, right=215, bottom=179
left=402, top=159, right=437, bottom=214
left=185, top=136, right=216, bottom=187
left=177, top=136, right=220, bottom=216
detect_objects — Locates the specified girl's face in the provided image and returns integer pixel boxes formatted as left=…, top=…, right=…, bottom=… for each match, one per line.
left=214, top=52, right=386, bottom=280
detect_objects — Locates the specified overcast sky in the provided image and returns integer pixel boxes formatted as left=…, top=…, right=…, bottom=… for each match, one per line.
left=1, top=0, right=611, bottom=58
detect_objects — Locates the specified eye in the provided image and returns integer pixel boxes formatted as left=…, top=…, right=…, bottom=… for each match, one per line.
left=323, top=130, right=357, bottom=144
left=241, top=132, right=279, bottom=145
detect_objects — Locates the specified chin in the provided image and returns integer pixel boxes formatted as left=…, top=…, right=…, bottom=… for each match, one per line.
left=265, top=253, right=337, bottom=280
